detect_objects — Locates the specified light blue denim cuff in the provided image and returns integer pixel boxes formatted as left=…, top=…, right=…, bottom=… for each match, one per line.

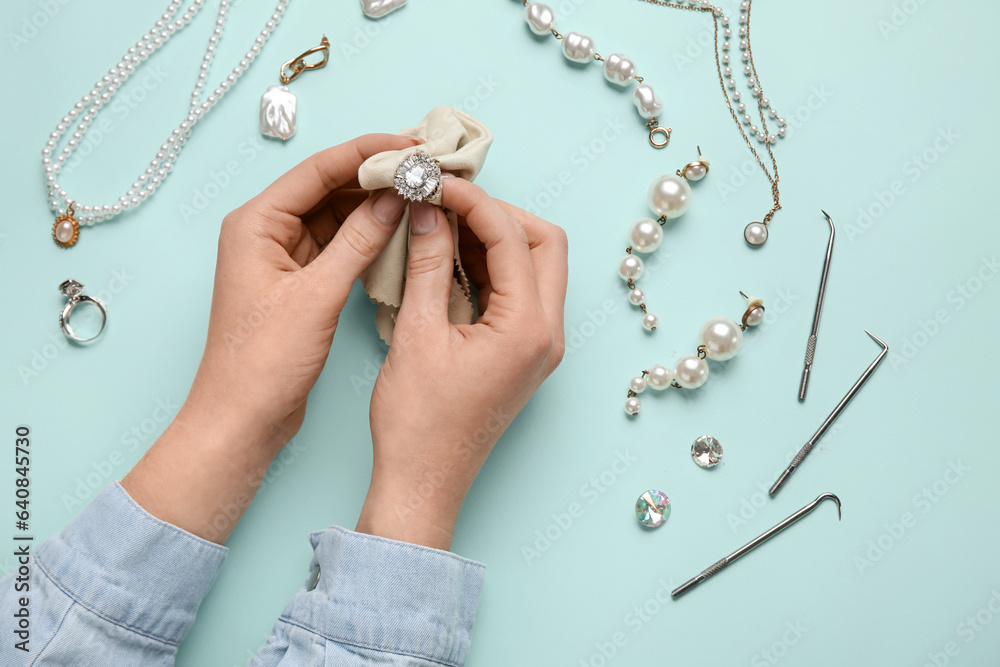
left=279, top=526, right=485, bottom=666
left=35, top=482, right=228, bottom=646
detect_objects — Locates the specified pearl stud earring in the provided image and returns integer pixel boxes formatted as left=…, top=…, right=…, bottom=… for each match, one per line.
left=624, top=292, right=764, bottom=416
left=620, top=148, right=710, bottom=331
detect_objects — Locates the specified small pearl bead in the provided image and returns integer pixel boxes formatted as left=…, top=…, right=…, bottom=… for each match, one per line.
left=628, top=288, right=645, bottom=306
left=625, top=397, right=642, bottom=416
left=745, top=305, right=764, bottom=327
left=674, top=355, right=709, bottom=389
left=647, top=364, right=673, bottom=390
left=629, top=218, right=663, bottom=253
left=629, top=376, right=647, bottom=394
left=618, top=255, right=644, bottom=281
left=737, top=103, right=746, bottom=113
left=778, top=127, right=786, bottom=137
left=642, top=313, right=659, bottom=331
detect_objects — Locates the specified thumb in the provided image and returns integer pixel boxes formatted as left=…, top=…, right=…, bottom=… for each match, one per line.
left=301, top=189, right=407, bottom=312
left=398, top=201, right=454, bottom=330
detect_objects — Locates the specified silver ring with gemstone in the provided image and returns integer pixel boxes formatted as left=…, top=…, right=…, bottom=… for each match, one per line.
left=393, top=152, right=442, bottom=202
left=58, top=279, right=107, bottom=343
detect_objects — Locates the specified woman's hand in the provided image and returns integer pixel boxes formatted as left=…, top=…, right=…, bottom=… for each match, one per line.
left=358, top=177, right=568, bottom=551
left=123, top=134, right=418, bottom=542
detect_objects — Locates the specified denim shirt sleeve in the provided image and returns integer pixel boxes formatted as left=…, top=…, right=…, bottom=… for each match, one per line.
left=0, top=482, right=486, bottom=666
left=253, top=527, right=485, bottom=666
left=0, top=482, right=228, bottom=665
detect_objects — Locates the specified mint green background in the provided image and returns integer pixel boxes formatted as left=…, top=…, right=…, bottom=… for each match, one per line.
left=2, top=1, right=999, bottom=665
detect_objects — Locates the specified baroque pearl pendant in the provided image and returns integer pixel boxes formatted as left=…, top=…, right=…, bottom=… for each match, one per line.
left=260, top=85, right=297, bottom=140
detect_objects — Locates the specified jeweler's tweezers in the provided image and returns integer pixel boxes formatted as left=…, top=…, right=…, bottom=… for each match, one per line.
left=770, top=331, right=888, bottom=496
left=798, top=211, right=836, bottom=400
left=672, top=493, right=841, bottom=599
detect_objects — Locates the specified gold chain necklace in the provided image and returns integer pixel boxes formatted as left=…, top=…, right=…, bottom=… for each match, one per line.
left=639, top=0, right=781, bottom=244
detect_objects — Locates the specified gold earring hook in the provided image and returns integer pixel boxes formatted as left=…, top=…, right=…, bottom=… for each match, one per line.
left=279, top=35, right=330, bottom=85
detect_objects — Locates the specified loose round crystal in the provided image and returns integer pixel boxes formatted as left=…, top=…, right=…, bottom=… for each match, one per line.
left=635, top=489, right=670, bottom=528
left=692, top=435, right=723, bottom=468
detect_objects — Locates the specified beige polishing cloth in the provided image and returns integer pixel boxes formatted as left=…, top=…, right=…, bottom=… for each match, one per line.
left=358, top=106, right=493, bottom=345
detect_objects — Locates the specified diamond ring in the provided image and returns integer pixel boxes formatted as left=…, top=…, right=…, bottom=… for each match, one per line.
left=58, top=279, right=107, bottom=343
left=393, top=152, right=442, bottom=203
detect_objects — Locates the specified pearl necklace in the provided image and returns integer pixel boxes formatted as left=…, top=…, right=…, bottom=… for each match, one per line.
left=46, top=0, right=290, bottom=248
left=519, top=0, right=786, bottom=245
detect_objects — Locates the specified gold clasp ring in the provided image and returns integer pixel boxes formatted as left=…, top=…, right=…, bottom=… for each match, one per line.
left=280, top=36, right=330, bottom=85
left=649, top=125, right=671, bottom=149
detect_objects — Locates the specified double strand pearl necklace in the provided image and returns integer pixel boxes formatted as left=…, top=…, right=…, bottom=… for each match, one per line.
left=519, top=0, right=787, bottom=245
left=46, top=0, right=290, bottom=248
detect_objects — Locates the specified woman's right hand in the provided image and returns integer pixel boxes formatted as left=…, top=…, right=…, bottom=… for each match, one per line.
left=358, top=177, right=568, bottom=550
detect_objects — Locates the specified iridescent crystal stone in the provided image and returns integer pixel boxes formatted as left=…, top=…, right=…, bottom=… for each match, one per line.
left=59, top=279, right=84, bottom=298
left=692, top=435, right=723, bottom=468
left=635, top=489, right=670, bottom=528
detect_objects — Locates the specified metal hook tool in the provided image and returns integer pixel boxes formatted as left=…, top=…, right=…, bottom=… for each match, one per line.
left=771, top=331, right=888, bottom=496
left=799, top=211, right=835, bottom=400
left=672, top=493, right=841, bottom=598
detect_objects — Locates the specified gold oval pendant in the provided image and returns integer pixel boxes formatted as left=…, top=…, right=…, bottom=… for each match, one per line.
left=52, top=213, right=80, bottom=248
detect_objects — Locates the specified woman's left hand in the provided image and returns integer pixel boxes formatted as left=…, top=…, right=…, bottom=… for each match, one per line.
left=183, top=133, right=418, bottom=447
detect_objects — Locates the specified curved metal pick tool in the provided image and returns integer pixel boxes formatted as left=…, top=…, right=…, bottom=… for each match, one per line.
left=672, top=493, right=841, bottom=599
left=772, top=331, right=888, bottom=496
left=799, top=210, right=836, bottom=400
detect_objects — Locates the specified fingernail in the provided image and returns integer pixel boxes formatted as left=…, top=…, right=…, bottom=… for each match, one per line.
left=441, top=172, right=456, bottom=179
left=410, top=201, right=438, bottom=236
left=371, top=189, right=407, bottom=227
left=401, top=134, right=425, bottom=144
